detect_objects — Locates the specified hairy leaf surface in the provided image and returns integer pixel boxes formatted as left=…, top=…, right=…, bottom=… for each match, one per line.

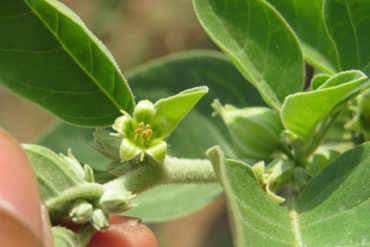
left=207, top=144, right=370, bottom=246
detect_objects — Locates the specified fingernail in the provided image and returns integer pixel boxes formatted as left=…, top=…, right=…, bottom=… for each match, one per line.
left=40, top=201, right=54, bottom=247
left=124, top=217, right=142, bottom=226
left=109, top=215, right=142, bottom=226
left=0, top=200, right=43, bottom=247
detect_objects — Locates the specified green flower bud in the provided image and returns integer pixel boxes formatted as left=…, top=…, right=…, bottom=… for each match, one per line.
left=212, top=99, right=284, bottom=159
left=91, top=208, right=109, bottom=232
left=100, top=189, right=138, bottom=214
left=88, top=128, right=121, bottom=160
left=69, top=199, right=93, bottom=224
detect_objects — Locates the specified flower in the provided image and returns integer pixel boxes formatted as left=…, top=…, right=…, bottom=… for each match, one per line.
left=90, top=86, right=208, bottom=166
left=111, top=100, right=168, bottom=164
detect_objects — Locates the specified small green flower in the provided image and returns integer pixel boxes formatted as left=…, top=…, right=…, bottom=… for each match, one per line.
left=110, top=86, right=208, bottom=165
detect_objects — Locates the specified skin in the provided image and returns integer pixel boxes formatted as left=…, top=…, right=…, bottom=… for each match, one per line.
left=0, top=127, right=159, bottom=247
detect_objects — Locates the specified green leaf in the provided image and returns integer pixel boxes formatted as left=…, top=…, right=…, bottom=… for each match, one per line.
left=123, top=184, right=223, bottom=223
left=267, top=0, right=339, bottom=74
left=281, top=70, right=367, bottom=139
left=206, top=139, right=370, bottom=245
left=22, top=144, right=87, bottom=202
left=193, top=0, right=304, bottom=111
left=299, top=142, right=370, bottom=246
left=154, top=86, right=208, bottom=139
left=206, top=146, right=296, bottom=246
left=311, top=74, right=331, bottom=90
left=0, top=0, right=135, bottom=126
left=324, top=0, right=370, bottom=71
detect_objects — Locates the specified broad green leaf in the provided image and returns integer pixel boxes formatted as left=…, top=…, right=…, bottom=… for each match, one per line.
left=123, top=184, right=223, bottom=223
left=267, top=0, right=339, bottom=74
left=324, top=0, right=370, bottom=71
left=35, top=51, right=264, bottom=222
left=193, top=0, right=304, bottom=111
left=206, top=139, right=370, bottom=245
left=282, top=70, right=367, bottom=139
left=22, top=144, right=87, bottom=202
left=299, top=142, right=370, bottom=246
left=0, top=0, right=135, bottom=126
left=206, top=146, right=296, bottom=246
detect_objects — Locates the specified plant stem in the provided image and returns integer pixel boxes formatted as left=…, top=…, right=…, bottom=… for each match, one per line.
left=46, top=184, right=105, bottom=210
left=104, top=156, right=218, bottom=193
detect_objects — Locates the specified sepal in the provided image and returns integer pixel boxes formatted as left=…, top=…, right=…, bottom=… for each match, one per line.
left=100, top=189, right=138, bottom=214
left=88, top=128, right=121, bottom=160
left=69, top=200, right=93, bottom=224
left=91, top=209, right=109, bottom=232
left=212, top=99, right=283, bottom=159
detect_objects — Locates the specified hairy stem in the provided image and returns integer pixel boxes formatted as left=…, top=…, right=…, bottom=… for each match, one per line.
left=46, top=184, right=105, bottom=210
left=104, top=156, right=218, bottom=193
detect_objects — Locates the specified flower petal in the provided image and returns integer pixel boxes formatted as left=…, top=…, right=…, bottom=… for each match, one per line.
left=145, top=140, right=167, bottom=165
left=113, top=114, right=134, bottom=137
left=119, top=139, right=141, bottom=163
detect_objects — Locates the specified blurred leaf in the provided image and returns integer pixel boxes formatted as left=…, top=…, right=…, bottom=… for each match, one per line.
left=267, top=0, right=339, bottom=74
left=36, top=121, right=111, bottom=170
left=324, top=0, right=370, bottom=71
left=124, top=184, right=223, bottom=223
left=0, top=0, right=135, bottom=126
left=193, top=0, right=304, bottom=111
left=282, top=70, right=366, bottom=139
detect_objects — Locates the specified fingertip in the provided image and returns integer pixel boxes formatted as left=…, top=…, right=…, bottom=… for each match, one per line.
left=88, top=216, right=159, bottom=247
left=0, top=200, right=44, bottom=247
left=0, top=128, right=42, bottom=238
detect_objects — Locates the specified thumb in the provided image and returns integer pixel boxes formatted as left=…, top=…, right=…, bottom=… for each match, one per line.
left=0, top=127, right=53, bottom=247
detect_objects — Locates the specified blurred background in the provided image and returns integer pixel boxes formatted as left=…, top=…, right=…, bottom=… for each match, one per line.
left=0, top=0, right=233, bottom=246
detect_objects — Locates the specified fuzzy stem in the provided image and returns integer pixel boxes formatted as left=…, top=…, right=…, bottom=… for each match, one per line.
left=46, top=184, right=105, bottom=210
left=104, top=156, right=218, bottom=193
